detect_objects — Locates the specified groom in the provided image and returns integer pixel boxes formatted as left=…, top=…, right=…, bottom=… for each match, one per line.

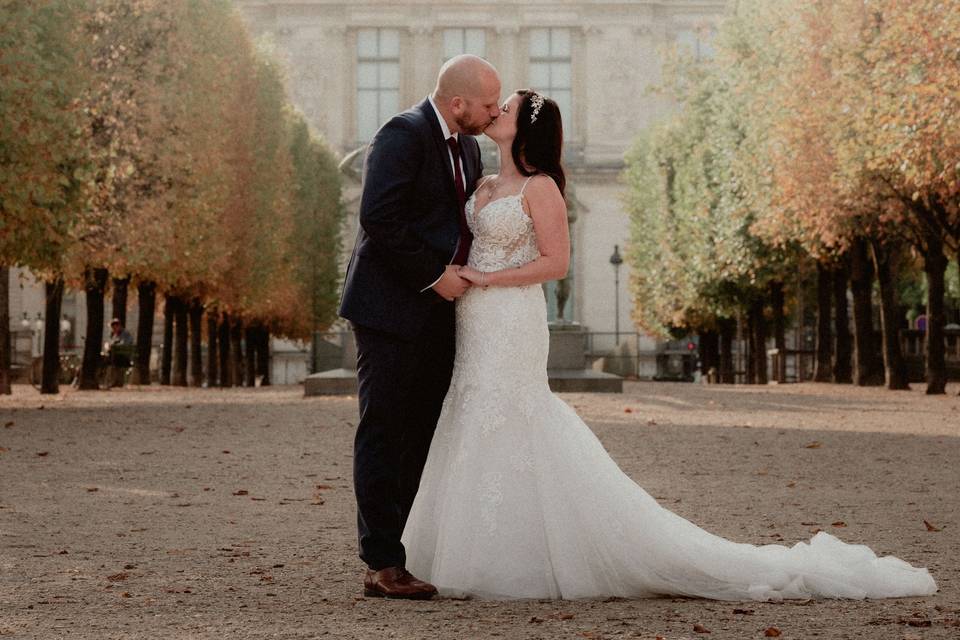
left=338, top=55, right=502, bottom=599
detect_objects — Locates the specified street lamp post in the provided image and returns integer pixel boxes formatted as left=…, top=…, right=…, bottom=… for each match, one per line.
left=609, top=244, right=623, bottom=345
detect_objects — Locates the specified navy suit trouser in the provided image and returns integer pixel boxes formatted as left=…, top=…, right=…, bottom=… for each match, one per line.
left=351, top=300, right=456, bottom=571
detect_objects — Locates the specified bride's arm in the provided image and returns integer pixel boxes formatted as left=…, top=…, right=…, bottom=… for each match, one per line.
left=464, top=175, right=569, bottom=287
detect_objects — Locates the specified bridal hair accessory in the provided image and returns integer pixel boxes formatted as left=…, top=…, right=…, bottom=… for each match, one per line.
left=529, top=92, right=544, bottom=123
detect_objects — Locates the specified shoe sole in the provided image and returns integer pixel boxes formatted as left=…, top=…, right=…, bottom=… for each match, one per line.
left=363, top=588, right=437, bottom=600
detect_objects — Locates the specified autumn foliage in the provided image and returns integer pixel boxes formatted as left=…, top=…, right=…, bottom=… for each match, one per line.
left=625, top=0, right=959, bottom=392
left=1, top=0, right=343, bottom=391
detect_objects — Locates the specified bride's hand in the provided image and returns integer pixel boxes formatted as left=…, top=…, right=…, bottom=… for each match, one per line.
left=457, top=266, right=488, bottom=287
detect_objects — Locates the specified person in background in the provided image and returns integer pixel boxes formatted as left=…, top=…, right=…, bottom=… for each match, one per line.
left=107, top=318, right=134, bottom=387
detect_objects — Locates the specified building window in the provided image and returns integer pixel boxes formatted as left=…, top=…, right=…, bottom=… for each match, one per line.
left=356, top=28, right=400, bottom=142
left=528, top=27, right=572, bottom=136
left=676, top=26, right=716, bottom=62
left=443, top=28, right=486, bottom=60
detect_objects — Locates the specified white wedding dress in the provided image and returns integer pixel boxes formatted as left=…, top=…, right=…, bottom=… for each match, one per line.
left=401, top=181, right=938, bottom=601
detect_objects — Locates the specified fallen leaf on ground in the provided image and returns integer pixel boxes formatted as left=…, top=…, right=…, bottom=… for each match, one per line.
left=624, top=407, right=632, bottom=413
left=528, top=616, right=543, bottom=623
left=764, top=627, right=782, bottom=637
left=4, top=421, right=13, bottom=427
left=232, top=490, right=248, bottom=496
left=804, top=441, right=822, bottom=449
left=693, top=623, right=711, bottom=633
left=732, top=608, right=754, bottom=615
left=924, top=520, right=941, bottom=532
left=901, top=617, right=932, bottom=628
left=831, top=521, right=847, bottom=527
left=36, top=451, right=49, bottom=457
left=107, top=572, right=129, bottom=582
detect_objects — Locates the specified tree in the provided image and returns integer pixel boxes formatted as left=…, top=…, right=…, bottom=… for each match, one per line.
left=0, top=0, right=92, bottom=393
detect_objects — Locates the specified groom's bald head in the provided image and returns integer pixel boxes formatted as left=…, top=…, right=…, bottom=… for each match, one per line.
left=434, top=55, right=500, bottom=101
left=432, top=55, right=502, bottom=135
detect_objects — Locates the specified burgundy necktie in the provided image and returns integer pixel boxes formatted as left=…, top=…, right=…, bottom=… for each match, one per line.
left=446, top=136, right=472, bottom=266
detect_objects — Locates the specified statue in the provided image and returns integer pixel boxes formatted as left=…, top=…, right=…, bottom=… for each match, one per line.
left=555, top=276, right=570, bottom=323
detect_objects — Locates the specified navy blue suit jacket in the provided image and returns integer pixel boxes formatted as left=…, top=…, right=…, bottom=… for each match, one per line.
left=338, top=98, right=483, bottom=338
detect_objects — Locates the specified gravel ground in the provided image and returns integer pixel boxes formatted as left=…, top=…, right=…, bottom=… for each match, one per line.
left=0, top=381, right=957, bottom=639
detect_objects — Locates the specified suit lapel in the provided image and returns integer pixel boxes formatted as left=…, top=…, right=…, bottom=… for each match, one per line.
left=418, top=98, right=458, bottom=199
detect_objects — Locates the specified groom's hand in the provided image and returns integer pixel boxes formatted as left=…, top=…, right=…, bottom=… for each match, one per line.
left=432, top=265, right=471, bottom=301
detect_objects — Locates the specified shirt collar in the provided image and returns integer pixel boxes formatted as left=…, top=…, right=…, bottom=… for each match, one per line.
left=428, top=95, right=457, bottom=142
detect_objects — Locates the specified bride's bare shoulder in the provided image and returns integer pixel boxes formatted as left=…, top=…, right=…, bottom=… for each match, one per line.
left=522, top=175, right=564, bottom=213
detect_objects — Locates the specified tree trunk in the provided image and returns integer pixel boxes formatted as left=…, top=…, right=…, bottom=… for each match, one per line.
left=718, top=317, right=736, bottom=384
left=813, top=262, right=833, bottom=382
left=849, top=238, right=884, bottom=386
left=188, top=299, right=204, bottom=387
left=922, top=231, right=948, bottom=395
left=0, top=266, right=10, bottom=395
left=218, top=312, right=232, bottom=387
left=134, top=281, right=155, bottom=385
left=207, top=309, right=219, bottom=388
left=831, top=262, right=853, bottom=383
left=111, top=276, right=129, bottom=327
left=256, top=326, right=270, bottom=386
left=698, top=329, right=719, bottom=381
left=244, top=325, right=257, bottom=387
left=41, top=278, right=64, bottom=394
left=161, top=295, right=174, bottom=385
left=230, top=318, right=244, bottom=387
left=748, top=297, right=768, bottom=385
left=870, top=239, right=910, bottom=390
left=78, top=267, right=108, bottom=390
left=770, top=280, right=786, bottom=383
left=172, top=296, right=188, bottom=387
left=745, top=309, right=757, bottom=385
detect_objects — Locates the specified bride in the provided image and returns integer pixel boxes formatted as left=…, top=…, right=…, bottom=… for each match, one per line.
left=400, top=89, right=938, bottom=601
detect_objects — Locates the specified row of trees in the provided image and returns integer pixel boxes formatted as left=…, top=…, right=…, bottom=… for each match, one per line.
left=0, top=0, right=344, bottom=393
left=626, top=0, right=959, bottom=393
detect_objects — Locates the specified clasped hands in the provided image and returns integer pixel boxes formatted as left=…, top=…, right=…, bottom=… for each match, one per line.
left=432, top=264, right=488, bottom=301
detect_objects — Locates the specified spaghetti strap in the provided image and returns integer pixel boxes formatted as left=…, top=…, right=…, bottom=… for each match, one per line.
left=477, top=174, right=495, bottom=190
left=519, top=174, right=537, bottom=196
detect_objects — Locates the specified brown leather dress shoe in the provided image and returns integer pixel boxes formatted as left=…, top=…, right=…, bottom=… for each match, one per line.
left=363, top=566, right=438, bottom=600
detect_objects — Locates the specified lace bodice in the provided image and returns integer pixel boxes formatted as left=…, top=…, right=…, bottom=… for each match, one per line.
left=465, top=188, right=540, bottom=272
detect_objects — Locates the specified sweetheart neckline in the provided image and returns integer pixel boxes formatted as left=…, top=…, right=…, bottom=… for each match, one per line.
left=467, top=193, right=528, bottom=220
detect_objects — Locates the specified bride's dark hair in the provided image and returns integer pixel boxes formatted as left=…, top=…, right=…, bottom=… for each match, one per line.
left=511, top=89, right=566, bottom=196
